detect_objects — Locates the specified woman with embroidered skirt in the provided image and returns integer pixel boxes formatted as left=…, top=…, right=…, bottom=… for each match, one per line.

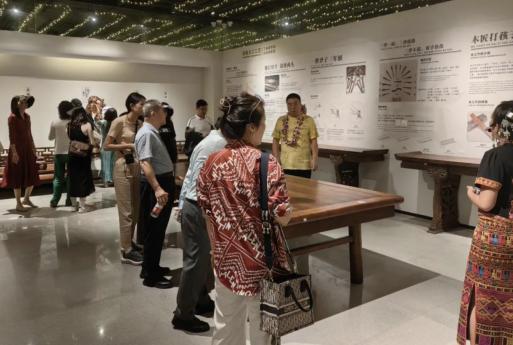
left=197, top=93, right=292, bottom=345
left=458, top=100, right=513, bottom=345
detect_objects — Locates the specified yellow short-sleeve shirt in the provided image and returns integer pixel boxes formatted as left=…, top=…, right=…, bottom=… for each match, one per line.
left=272, top=114, right=319, bottom=170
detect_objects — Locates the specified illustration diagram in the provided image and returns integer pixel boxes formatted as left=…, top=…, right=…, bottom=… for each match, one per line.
left=467, top=112, right=492, bottom=142
left=346, top=65, right=366, bottom=94
left=264, top=75, right=279, bottom=92
left=379, top=61, right=417, bottom=102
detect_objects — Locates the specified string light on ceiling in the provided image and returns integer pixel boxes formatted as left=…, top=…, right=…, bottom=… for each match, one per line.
left=123, top=18, right=173, bottom=42
left=141, top=23, right=197, bottom=45
left=167, top=27, right=224, bottom=46
left=87, top=12, right=126, bottom=38
left=38, top=4, right=72, bottom=34
left=17, top=3, right=43, bottom=32
left=175, top=0, right=233, bottom=14
left=0, top=0, right=8, bottom=16
left=1, top=0, right=450, bottom=51
left=183, top=30, right=256, bottom=49
left=217, top=0, right=270, bottom=18
left=120, top=0, right=160, bottom=5
left=60, top=16, right=95, bottom=37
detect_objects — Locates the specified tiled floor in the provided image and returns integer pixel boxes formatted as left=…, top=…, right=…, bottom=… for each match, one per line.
left=0, top=187, right=470, bottom=345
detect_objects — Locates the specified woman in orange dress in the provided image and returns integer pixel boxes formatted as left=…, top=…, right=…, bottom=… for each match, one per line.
left=458, top=100, right=513, bottom=344
left=1, top=95, right=39, bottom=212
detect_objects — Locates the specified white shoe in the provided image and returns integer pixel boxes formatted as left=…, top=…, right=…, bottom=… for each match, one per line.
left=78, top=207, right=88, bottom=213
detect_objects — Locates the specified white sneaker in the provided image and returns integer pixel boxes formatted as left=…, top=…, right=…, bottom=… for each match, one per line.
left=78, top=207, right=88, bottom=213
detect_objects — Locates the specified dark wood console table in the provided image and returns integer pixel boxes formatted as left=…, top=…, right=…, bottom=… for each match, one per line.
left=260, top=142, right=388, bottom=187
left=395, top=151, right=480, bottom=233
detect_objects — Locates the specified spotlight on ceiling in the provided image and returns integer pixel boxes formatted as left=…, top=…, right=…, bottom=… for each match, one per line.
left=10, top=7, right=20, bottom=15
left=284, top=21, right=289, bottom=27
left=211, top=11, right=215, bottom=16
left=90, top=16, right=97, bottom=23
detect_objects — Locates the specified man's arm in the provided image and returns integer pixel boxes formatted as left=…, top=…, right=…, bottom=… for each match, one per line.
left=272, top=138, right=281, bottom=164
left=140, top=160, right=169, bottom=206
left=310, top=138, right=319, bottom=171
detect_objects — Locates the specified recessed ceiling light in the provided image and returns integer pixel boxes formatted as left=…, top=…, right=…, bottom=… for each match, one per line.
left=284, top=21, right=289, bottom=26
left=11, top=7, right=20, bottom=15
left=91, top=16, right=97, bottom=23
left=211, top=11, right=215, bottom=16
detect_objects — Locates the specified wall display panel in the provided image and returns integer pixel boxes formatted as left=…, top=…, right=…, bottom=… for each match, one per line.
left=377, top=31, right=468, bottom=156
left=0, top=76, right=201, bottom=147
left=466, top=21, right=513, bottom=148
left=307, top=44, right=378, bottom=145
left=223, top=18, right=513, bottom=162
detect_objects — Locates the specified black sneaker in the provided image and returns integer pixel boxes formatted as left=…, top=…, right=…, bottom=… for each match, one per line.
left=50, top=201, right=58, bottom=208
left=132, top=241, right=143, bottom=253
left=172, top=315, right=210, bottom=333
left=121, top=250, right=143, bottom=265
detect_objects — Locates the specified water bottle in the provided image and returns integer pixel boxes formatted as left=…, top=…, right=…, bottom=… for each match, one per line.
left=150, top=202, right=163, bottom=218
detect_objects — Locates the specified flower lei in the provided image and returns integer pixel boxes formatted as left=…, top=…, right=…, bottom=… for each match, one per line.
left=281, top=114, right=304, bottom=147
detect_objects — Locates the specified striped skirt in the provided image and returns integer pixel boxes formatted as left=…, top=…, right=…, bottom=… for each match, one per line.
left=458, top=214, right=513, bottom=344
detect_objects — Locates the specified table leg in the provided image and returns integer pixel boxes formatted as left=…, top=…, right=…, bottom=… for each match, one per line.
left=330, top=154, right=360, bottom=187
left=349, top=224, right=363, bottom=284
left=428, top=168, right=460, bottom=233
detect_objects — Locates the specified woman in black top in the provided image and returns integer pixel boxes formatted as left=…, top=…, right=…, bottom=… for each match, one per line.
left=159, top=102, right=178, bottom=164
left=458, top=101, right=513, bottom=345
left=68, top=107, right=95, bottom=213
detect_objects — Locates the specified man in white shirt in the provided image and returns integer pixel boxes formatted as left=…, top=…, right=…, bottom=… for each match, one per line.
left=48, top=100, right=74, bottom=208
left=184, top=99, right=213, bottom=157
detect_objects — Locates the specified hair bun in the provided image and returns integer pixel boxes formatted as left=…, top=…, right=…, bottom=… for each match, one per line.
left=219, top=96, right=236, bottom=115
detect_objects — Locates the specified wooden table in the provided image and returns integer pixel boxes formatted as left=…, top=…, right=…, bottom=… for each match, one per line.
left=260, top=142, right=388, bottom=186
left=284, top=176, right=403, bottom=284
left=395, top=151, right=480, bottom=233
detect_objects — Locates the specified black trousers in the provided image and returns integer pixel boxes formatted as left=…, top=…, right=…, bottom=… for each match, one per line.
left=139, top=173, right=175, bottom=279
left=174, top=199, right=213, bottom=319
left=284, top=169, right=312, bottom=179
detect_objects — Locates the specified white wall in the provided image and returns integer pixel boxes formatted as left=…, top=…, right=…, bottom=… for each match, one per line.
left=222, top=0, right=513, bottom=226
left=0, top=31, right=223, bottom=145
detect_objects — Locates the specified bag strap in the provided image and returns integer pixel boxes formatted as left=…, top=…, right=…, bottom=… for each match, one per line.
left=259, top=152, right=273, bottom=271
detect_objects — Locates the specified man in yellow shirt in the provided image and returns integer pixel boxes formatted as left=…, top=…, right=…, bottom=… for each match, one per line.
left=272, top=93, right=319, bottom=178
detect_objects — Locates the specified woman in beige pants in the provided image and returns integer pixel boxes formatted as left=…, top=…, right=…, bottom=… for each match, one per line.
left=104, top=92, right=146, bottom=265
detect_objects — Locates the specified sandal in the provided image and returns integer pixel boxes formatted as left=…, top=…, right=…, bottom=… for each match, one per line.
left=22, top=199, right=38, bottom=208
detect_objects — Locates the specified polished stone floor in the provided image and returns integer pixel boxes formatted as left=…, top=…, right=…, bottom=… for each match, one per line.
left=0, top=187, right=470, bottom=345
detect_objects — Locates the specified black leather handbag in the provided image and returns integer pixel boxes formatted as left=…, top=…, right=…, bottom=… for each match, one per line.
left=258, top=152, right=315, bottom=338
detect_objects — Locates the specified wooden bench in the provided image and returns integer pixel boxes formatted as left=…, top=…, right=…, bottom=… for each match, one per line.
left=0, top=147, right=56, bottom=186
left=395, top=151, right=480, bottom=233
left=261, top=142, right=388, bottom=186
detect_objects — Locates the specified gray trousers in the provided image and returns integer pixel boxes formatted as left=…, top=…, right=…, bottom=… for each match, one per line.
left=174, top=199, right=213, bottom=320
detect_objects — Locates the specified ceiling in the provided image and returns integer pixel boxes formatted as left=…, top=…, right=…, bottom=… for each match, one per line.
left=0, top=0, right=452, bottom=51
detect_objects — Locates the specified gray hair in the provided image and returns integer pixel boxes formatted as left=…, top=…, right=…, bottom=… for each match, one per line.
left=142, top=99, right=162, bottom=118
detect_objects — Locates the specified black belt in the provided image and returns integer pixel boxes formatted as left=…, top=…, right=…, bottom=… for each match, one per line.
left=157, top=172, right=174, bottom=178
left=185, top=198, right=198, bottom=206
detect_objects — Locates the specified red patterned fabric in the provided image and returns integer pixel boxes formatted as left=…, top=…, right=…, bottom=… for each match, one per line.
left=197, top=140, right=291, bottom=296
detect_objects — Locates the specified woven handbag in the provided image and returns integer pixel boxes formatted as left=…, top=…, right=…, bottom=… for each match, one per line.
left=258, top=152, right=315, bottom=338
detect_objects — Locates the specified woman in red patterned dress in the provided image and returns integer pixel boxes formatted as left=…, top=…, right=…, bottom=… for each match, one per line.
left=197, top=93, right=292, bottom=345
left=1, top=95, right=39, bottom=212
left=458, top=100, right=513, bottom=344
